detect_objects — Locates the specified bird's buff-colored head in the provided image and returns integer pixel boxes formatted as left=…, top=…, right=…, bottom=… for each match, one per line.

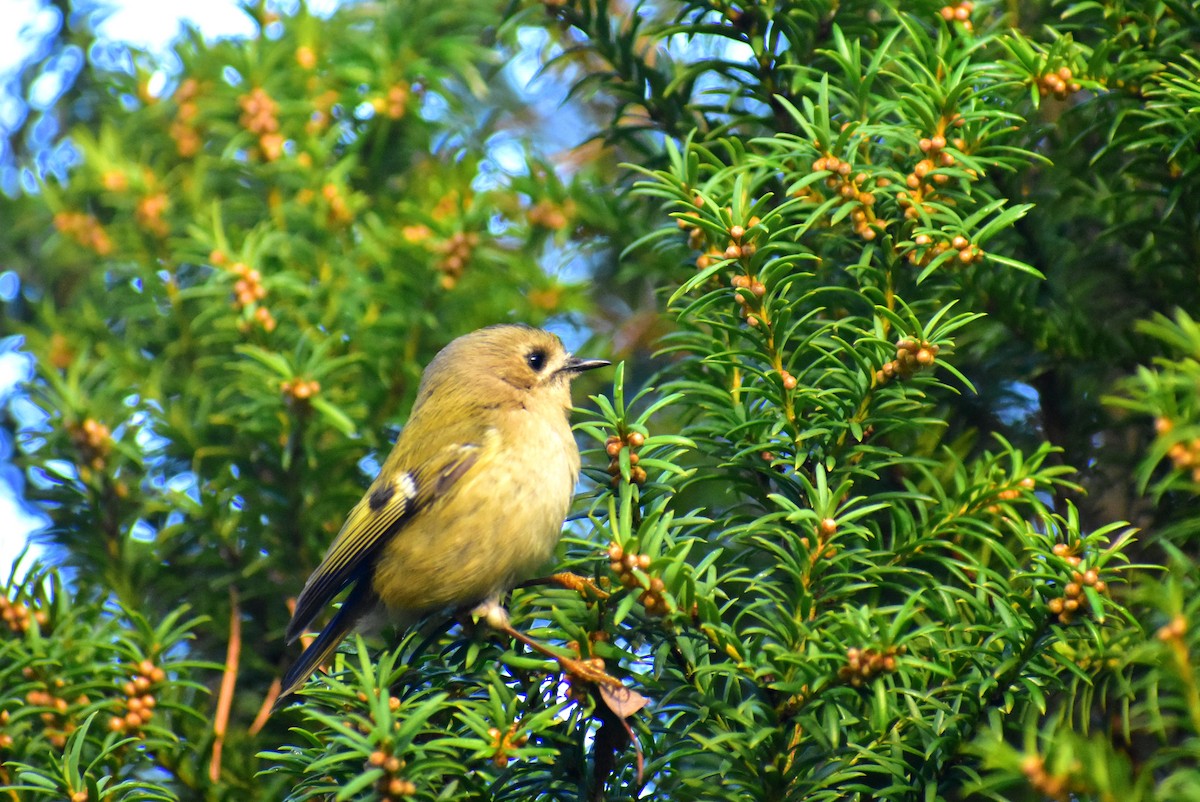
left=413, top=324, right=609, bottom=412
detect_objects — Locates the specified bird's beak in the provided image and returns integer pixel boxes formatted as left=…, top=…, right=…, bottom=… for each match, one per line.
left=563, top=356, right=611, bottom=374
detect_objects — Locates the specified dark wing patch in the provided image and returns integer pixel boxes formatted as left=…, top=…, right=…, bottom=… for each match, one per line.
left=368, top=481, right=394, bottom=511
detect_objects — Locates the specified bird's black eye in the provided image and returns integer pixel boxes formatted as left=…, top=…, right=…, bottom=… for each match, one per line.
left=526, top=348, right=547, bottom=372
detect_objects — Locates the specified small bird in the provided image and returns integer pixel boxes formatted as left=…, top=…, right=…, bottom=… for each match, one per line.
left=276, top=324, right=609, bottom=706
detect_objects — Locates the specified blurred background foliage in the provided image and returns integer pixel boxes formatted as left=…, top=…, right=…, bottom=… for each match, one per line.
left=1, top=0, right=1199, bottom=799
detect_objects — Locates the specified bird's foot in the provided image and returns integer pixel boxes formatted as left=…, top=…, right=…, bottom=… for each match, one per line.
left=469, top=598, right=510, bottom=631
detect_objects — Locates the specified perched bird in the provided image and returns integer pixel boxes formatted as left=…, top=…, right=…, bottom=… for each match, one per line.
left=276, top=324, right=609, bottom=706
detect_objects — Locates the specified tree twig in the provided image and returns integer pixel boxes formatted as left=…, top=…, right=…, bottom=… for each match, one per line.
left=210, top=586, right=242, bottom=784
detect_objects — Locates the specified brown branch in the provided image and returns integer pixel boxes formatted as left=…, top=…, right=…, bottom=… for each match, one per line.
left=249, top=677, right=281, bottom=736
left=209, top=586, right=242, bottom=784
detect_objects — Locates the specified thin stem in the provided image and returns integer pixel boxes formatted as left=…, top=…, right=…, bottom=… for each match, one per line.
left=209, top=586, right=242, bottom=784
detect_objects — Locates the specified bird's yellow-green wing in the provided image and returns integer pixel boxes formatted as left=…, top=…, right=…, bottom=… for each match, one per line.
left=284, top=442, right=481, bottom=643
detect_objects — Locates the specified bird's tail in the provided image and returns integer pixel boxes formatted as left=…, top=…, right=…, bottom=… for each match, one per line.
left=274, top=582, right=376, bottom=711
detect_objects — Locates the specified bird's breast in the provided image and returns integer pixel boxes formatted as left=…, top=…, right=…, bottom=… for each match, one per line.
left=371, top=405, right=580, bottom=616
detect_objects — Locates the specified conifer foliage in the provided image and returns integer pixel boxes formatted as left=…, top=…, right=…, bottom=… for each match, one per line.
left=2, top=1, right=1199, bottom=800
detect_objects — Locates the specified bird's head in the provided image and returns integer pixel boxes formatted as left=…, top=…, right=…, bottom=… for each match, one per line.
left=417, top=325, right=609, bottom=411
